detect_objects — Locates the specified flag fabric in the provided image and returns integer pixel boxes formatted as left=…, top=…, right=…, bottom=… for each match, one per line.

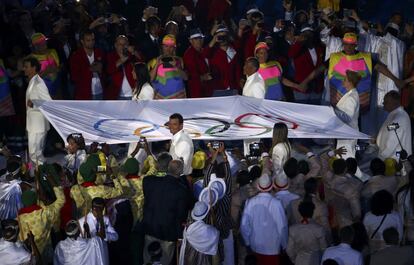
left=39, top=96, right=370, bottom=145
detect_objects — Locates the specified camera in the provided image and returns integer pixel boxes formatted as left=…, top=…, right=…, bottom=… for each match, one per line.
left=343, top=9, right=352, bottom=18
left=355, top=144, right=365, bottom=151
left=122, top=48, right=129, bottom=57
left=139, top=137, right=146, bottom=147
left=211, top=141, right=220, bottom=150
left=396, top=151, right=401, bottom=159
left=97, top=165, right=106, bottom=173
left=256, top=21, right=265, bottom=28
left=249, top=142, right=261, bottom=157
left=387, top=123, right=400, bottom=131
left=161, top=57, right=173, bottom=68
left=161, top=57, right=173, bottom=63
left=216, top=35, right=227, bottom=43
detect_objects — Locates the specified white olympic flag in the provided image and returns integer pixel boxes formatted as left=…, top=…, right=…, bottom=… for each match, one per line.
left=39, top=96, right=370, bottom=144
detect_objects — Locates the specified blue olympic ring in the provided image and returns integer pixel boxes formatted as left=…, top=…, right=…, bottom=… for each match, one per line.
left=94, top=118, right=160, bottom=138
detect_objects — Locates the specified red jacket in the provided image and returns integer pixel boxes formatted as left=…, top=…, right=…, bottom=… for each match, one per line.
left=105, top=51, right=135, bottom=100
left=203, top=45, right=242, bottom=93
left=183, top=46, right=213, bottom=97
left=70, top=48, right=105, bottom=100
left=288, top=42, right=325, bottom=93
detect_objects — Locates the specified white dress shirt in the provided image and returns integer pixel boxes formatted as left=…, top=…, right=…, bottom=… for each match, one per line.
left=0, top=238, right=31, bottom=265
left=321, top=243, right=363, bottom=265
left=377, top=106, right=412, bottom=159
left=275, top=190, right=300, bottom=212
left=78, top=213, right=118, bottom=242
left=242, top=72, right=266, bottom=99
left=54, top=236, right=109, bottom=265
left=86, top=52, right=103, bottom=96
left=241, top=192, right=288, bottom=255
left=169, top=129, right=194, bottom=175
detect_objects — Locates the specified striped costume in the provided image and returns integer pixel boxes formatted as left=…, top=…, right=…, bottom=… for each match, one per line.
left=258, top=61, right=284, bottom=101
left=328, top=52, right=372, bottom=112
left=148, top=58, right=186, bottom=99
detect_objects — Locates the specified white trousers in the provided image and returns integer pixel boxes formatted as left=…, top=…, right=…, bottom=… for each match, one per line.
left=27, top=131, right=47, bottom=164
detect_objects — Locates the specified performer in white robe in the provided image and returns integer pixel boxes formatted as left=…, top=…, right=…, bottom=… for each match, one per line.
left=0, top=219, right=38, bottom=265
left=360, top=23, right=406, bottom=132
left=54, top=220, right=109, bottom=265
left=179, top=201, right=220, bottom=265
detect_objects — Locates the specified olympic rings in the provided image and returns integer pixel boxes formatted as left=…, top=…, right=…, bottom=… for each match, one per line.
left=234, top=113, right=299, bottom=129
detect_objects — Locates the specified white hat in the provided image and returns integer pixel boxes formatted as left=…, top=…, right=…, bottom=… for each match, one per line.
left=246, top=8, right=260, bottom=15
left=193, top=179, right=204, bottom=199
left=191, top=201, right=210, bottom=221
left=273, top=174, right=289, bottom=190
left=199, top=187, right=219, bottom=206
left=257, top=173, right=273, bottom=192
left=385, top=22, right=400, bottom=33
left=208, top=178, right=226, bottom=200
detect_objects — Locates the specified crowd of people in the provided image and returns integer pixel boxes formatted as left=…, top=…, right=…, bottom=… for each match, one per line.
left=1, top=0, right=414, bottom=265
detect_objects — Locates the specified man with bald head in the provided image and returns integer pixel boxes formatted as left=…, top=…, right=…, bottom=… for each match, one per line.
left=142, top=159, right=191, bottom=264
left=376, top=90, right=412, bottom=160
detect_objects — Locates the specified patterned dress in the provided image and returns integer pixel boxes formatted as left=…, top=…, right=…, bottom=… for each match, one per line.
left=148, top=58, right=186, bottom=99
left=328, top=51, right=372, bottom=112
left=258, top=61, right=284, bottom=100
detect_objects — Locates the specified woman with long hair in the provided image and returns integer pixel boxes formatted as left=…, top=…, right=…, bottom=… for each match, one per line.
left=271, top=122, right=291, bottom=177
left=132, top=62, right=154, bottom=100
left=397, top=170, right=414, bottom=244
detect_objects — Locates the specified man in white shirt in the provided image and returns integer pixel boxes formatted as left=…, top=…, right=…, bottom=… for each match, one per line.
left=0, top=219, right=39, bottom=265
left=241, top=57, right=265, bottom=155
left=168, top=113, right=194, bottom=175
left=23, top=56, right=52, bottom=165
left=241, top=173, right=288, bottom=264
left=54, top=220, right=109, bottom=265
left=376, top=91, right=412, bottom=160
left=321, top=226, right=363, bottom=265
left=242, top=57, right=265, bottom=99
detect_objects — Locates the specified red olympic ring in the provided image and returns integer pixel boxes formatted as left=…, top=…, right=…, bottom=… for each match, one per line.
left=234, top=113, right=299, bottom=130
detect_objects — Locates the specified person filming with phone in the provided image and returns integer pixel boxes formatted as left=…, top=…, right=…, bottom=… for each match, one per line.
left=375, top=91, right=412, bottom=160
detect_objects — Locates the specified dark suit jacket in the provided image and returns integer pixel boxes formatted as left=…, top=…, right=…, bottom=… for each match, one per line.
left=137, top=33, right=160, bottom=62
left=142, top=175, right=191, bottom=241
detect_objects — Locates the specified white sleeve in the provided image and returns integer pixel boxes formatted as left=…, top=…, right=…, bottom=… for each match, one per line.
left=104, top=217, right=119, bottom=242
left=240, top=200, right=252, bottom=246
left=53, top=243, right=64, bottom=265
left=273, top=200, right=288, bottom=249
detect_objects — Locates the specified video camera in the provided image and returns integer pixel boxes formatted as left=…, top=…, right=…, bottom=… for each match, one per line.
left=387, top=123, right=400, bottom=131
